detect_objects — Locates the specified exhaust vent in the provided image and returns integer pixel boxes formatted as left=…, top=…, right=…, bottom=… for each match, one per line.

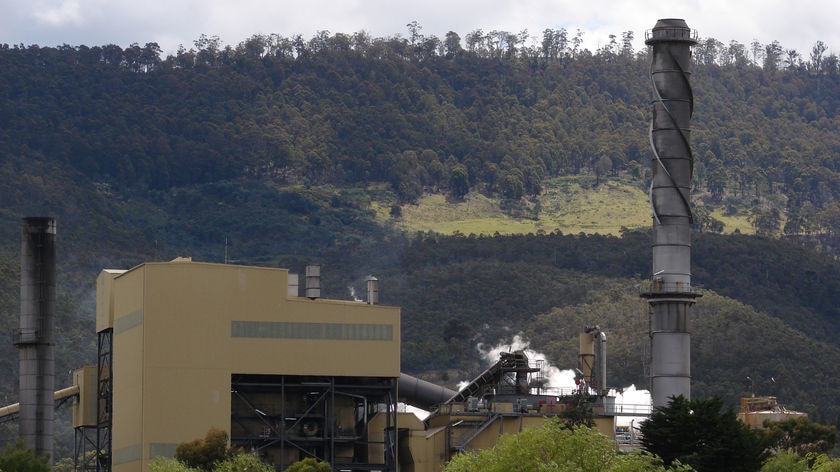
left=305, top=264, right=321, bottom=299
left=287, top=273, right=299, bottom=297
left=366, top=276, right=379, bottom=305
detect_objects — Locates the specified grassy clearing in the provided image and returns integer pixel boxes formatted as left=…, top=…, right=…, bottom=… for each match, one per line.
left=710, top=209, right=755, bottom=235
left=373, top=176, right=754, bottom=237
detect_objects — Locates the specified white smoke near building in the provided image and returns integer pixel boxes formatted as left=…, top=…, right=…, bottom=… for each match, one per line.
left=480, top=333, right=651, bottom=427
left=478, top=333, right=578, bottom=393
left=609, top=385, right=651, bottom=427
left=403, top=333, right=652, bottom=427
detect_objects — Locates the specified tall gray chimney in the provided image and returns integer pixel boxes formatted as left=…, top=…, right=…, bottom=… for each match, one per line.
left=642, top=20, right=701, bottom=407
left=16, top=217, right=56, bottom=462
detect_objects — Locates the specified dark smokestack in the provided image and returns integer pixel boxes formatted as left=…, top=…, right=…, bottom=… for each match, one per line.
left=642, top=20, right=700, bottom=407
left=16, top=217, right=56, bottom=463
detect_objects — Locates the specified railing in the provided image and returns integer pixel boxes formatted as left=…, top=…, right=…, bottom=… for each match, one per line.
left=645, top=27, right=698, bottom=43
left=603, top=403, right=652, bottom=416
left=12, top=328, right=43, bottom=345
left=539, top=386, right=587, bottom=397
left=639, top=280, right=702, bottom=297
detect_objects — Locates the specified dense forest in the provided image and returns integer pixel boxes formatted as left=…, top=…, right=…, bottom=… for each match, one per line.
left=4, top=26, right=840, bottom=231
left=4, top=24, right=840, bottom=460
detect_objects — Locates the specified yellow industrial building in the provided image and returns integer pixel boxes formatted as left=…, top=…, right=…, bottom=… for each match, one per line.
left=738, top=396, right=807, bottom=430
left=72, top=258, right=617, bottom=471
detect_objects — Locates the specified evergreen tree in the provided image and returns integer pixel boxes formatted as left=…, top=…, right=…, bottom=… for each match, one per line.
left=641, top=396, right=767, bottom=472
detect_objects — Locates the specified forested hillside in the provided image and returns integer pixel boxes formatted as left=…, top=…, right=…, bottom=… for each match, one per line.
left=3, top=25, right=840, bottom=458
left=3, top=28, right=840, bottom=232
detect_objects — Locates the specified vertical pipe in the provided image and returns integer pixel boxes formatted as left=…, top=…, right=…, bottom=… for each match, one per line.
left=643, top=20, right=700, bottom=407
left=598, top=332, right=607, bottom=395
left=17, top=217, right=56, bottom=463
left=305, top=264, right=321, bottom=299
left=366, top=276, right=379, bottom=305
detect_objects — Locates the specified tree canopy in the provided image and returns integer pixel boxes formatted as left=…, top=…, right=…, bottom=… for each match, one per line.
left=285, top=457, right=331, bottom=472
left=640, top=396, right=767, bottom=472
left=762, top=416, right=838, bottom=456
left=174, top=427, right=232, bottom=470
left=0, top=440, right=50, bottom=472
left=760, top=451, right=840, bottom=472
left=5, top=25, right=840, bottom=465
left=148, top=428, right=273, bottom=472
left=444, top=420, right=689, bottom=472
left=4, top=25, right=840, bottom=220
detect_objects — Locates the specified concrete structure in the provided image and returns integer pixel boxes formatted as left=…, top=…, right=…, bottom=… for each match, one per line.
left=91, top=259, right=400, bottom=471
left=16, top=217, right=57, bottom=463
left=422, top=349, right=618, bottom=465
left=72, top=259, right=621, bottom=471
left=641, top=19, right=701, bottom=407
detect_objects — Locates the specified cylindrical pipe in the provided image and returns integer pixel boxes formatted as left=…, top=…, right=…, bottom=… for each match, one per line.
left=17, top=217, right=56, bottom=463
left=397, top=373, right=457, bottom=411
left=598, top=332, right=607, bottom=395
left=644, top=19, right=699, bottom=407
left=366, top=276, right=379, bottom=305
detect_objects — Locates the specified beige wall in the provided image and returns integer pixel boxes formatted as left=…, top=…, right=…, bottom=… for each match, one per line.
left=102, top=261, right=400, bottom=471
left=100, top=260, right=620, bottom=472
left=111, top=267, right=145, bottom=471
left=96, top=269, right=125, bottom=333
left=233, top=298, right=400, bottom=377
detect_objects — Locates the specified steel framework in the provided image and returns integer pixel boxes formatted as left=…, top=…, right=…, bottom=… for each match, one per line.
left=230, top=374, right=397, bottom=471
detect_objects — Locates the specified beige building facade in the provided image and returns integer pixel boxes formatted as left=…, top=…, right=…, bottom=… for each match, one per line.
left=95, top=260, right=400, bottom=471
left=74, top=259, right=620, bottom=472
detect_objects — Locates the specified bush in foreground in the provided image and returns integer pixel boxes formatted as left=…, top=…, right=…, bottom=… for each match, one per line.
left=444, top=419, right=688, bottom=472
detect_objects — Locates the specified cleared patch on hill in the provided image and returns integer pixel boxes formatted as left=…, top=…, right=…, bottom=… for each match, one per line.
left=710, top=209, right=756, bottom=235
left=371, top=176, right=756, bottom=236
left=379, top=178, right=652, bottom=236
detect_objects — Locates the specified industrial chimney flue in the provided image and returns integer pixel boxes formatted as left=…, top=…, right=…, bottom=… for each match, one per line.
left=642, top=19, right=701, bottom=407
left=16, top=217, right=56, bottom=464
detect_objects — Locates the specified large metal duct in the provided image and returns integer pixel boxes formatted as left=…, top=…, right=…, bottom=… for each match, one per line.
left=397, top=373, right=457, bottom=411
left=642, top=20, right=701, bottom=407
left=16, top=217, right=56, bottom=462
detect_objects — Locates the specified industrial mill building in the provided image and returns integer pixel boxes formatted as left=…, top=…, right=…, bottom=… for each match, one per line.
left=74, top=258, right=618, bottom=471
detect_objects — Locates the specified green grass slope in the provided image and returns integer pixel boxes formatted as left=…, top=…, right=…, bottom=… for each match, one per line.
left=382, top=177, right=755, bottom=237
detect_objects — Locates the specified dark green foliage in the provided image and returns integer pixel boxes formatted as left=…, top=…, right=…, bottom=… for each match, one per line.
left=3, top=30, right=840, bottom=218
left=174, top=428, right=232, bottom=471
left=0, top=439, right=50, bottom=472
left=763, top=416, right=838, bottom=456
left=559, top=390, right=595, bottom=428
left=285, top=457, right=331, bottom=472
left=4, top=29, right=840, bottom=467
left=760, top=451, right=840, bottom=471
left=444, top=421, right=682, bottom=472
left=448, top=164, right=470, bottom=199
left=641, top=396, right=767, bottom=472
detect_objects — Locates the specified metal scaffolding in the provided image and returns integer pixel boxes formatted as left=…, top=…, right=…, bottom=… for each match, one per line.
left=230, top=374, right=397, bottom=471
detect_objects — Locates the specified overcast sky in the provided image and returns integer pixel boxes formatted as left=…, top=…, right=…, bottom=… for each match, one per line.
left=1, top=0, right=836, bottom=59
